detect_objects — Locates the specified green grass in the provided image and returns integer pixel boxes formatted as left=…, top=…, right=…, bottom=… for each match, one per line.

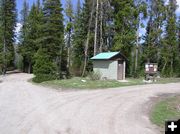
left=40, top=77, right=180, bottom=89
left=156, top=78, right=180, bottom=84
left=150, top=96, right=180, bottom=127
left=42, top=77, right=144, bottom=89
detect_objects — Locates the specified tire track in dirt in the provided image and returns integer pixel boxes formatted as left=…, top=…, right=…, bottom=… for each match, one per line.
left=0, top=73, right=180, bottom=134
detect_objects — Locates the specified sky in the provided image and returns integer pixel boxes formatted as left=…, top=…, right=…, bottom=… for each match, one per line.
left=16, top=0, right=180, bottom=19
left=15, top=0, right=180, bottom=41
left=15, top=0, right=80, bottom=40
left=16, top=0, right=79, bottom=19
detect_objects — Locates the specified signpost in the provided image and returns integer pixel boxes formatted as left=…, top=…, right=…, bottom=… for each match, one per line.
left=145, top=63, right=158, bottom=82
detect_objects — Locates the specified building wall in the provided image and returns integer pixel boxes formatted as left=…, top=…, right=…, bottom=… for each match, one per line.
left=93, top=60, right=118, bottom=80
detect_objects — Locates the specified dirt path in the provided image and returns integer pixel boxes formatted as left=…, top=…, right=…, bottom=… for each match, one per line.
left=0, top=73, right=180, bottom=134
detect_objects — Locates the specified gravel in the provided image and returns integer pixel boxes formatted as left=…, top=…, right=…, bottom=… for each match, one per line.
left=0, top=73, right=180, bottom=134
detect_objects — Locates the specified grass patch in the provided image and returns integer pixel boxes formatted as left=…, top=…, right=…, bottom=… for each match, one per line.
left=42, top=77, right=144, bottom=89
left=150, top=96, right=180, bottom=127
left=39, top=77, right=180, bottom=89
left=156, top=78, right=180, bottom=84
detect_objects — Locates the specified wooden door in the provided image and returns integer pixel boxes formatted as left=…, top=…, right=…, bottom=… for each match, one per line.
left=118, top=60, right=123, bottom=80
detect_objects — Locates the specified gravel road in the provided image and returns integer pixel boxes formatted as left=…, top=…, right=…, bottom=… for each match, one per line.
left=0, top=73, right=180, bottom=134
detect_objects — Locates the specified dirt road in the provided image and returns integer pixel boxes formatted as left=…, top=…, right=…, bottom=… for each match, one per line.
left=0, top=73, right=180, bottom=134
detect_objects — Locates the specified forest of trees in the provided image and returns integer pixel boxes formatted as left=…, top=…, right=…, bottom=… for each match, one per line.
left=0, top=0, right=180, bottom=82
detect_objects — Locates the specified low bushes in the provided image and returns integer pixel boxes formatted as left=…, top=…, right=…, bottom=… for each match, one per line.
left=32, top=74, right=57, bottom=83
left=88, top=71, right=101, bottom=81
left=33, top=49, right=57, bottom=83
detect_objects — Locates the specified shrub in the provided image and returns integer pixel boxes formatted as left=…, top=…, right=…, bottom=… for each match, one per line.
left=32, top=74, right=57, bottom=83
left=33, top=49, right=57, bottom=83
left=88, top=71, right=101, bottom=81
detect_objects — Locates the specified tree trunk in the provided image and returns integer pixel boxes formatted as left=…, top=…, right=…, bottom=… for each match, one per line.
left=82, top=0, right=95, bottom=77
left=3, top=36, right=6, bottom=75
left=67, top=17, right=72, bottom=75
left=134, top=29, right=139, bottom=75
left=162, top=59, right=167, bottom=74
left=170, top=58, right=173, bottom=77
left=2, top=0, right=6, bottom=75
left=94, top=0, right=99, bottom=56
left=28, top=62, right=31, bottom=74
left=59, top=46, right=63, bottom=78
left=99, top=0, right=103, bottom=53
left=67, top=36, right=70, bottom=70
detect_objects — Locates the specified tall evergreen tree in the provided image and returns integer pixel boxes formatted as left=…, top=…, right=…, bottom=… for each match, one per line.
left=18, top=0, right=29, bottom=72
left=133, top=0, right=147, bottom=77
left=72, top=0, right=84, bottom=75
left=19, top=2, right=43, bottom=73
left=40, top=0, right=65, bottom=78
left=111, top=0, right=139, bottom=75
left=143, top=0, right=166, bottom=63
left=1, top=0, right=17, bottom=74
left=99, top=0, right=114, bottom=52
left=111, top=0, right=137, bottom=54
left=161, top=0, right=178, bottom=76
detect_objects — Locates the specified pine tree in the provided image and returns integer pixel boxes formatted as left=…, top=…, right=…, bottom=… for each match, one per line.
left=161, top=0, right=178, bottom=76
left=133, top=0, right=147, bottom=77
left=111, top=0, right=136, bottom=54
left=72, top=0, right=84, bottom=75
left=37, top=0, right=41, bottom=11
left=100, top=0, right=114, bottom=52
left=40, top=0, right=65, bottom=78
left=18, top=0, right=29, bottom=72
left=1, top=0, right=17, bottom=74
left=143, top=0, right=166, bottom=63
left=111, top=0, right=139, bottom=75
left=19, top=3, right=43, bottom=73
left=33, top=48, right=57, bottom=83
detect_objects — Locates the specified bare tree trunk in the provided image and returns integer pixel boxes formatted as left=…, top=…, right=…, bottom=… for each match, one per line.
left=170, top=58, right=173, bottom=77
left=3, top=37, right=6, bottom=75
left=28, top=62, right=31, bottom=74
left=162, top=59, right=167, bottom=74
left=67, top=34, right=70, bottom=69
left=135, top=29, right=139, bottom=75
left=82, top=0, right=95, bottom=77
left=99, top=0, right=103, bottom=53
left=59, top=46, right=63, bottom=78
left=67, top=17, right=72, bottom=74
left=67, top=48, right=70, bottom=68
left=94, top=0, right=99, bottom=56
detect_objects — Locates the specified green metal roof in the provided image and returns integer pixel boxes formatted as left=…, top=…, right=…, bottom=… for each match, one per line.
left=91, top=52, right=120, bottom=60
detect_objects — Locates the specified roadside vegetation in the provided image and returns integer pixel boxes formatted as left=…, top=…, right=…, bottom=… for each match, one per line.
left=41, top=77, right=143, bottom=89
left=40, top=77, right=180, bottom=89
left=150, top=95, right=180, bottom=128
